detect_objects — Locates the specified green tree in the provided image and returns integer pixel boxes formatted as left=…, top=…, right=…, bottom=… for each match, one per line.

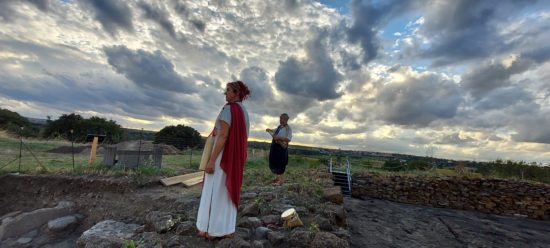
left=154, top=124, right=202, bottom=150
left=0, top=108, right=39, bottom=137
left=43, top=113, right=123, bottom=143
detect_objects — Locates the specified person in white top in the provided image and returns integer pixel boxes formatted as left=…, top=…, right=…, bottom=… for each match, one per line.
left=266, top=113, right=292, bottom=185
left=196, top=81, right=250, bottom=240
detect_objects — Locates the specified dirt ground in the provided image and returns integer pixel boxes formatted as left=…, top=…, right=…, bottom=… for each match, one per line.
left=0, top=173, right=209, bottom=246
left=3, top=173, right=550, bottom=248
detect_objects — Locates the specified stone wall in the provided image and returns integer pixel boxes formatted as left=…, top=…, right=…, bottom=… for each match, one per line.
left=352, top=173, right=550, bottom=220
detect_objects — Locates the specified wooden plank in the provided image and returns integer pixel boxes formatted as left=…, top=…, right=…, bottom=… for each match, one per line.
left=181, top=176, right=203, bottom=187
left=160, top=171, right=204, bottom=186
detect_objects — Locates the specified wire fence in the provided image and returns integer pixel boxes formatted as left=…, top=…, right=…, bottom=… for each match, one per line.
left=0, top=135, right=273, bottom=174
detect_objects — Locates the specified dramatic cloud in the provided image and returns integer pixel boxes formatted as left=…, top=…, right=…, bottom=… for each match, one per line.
left=79, top=0, right=134, bottom=36
left=2, top=0, right=550, bottom=163
left=274, top=31, right=342, bottom=101
left=347, top=0, right=412, bottom=63
left=376, top=66, right=462, bottom=127
left=103, top=45, right=197, bottom=94
left=418, top=0, right=537, bottom=65
left=0, top=0, right=50, bottom=21
left=461, top=57, right=534, bottom=99
left=137, top=1, right=177, bottom=38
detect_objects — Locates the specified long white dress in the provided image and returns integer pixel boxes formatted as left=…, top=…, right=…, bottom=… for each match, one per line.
left=196, top=103, right=249, bottom=236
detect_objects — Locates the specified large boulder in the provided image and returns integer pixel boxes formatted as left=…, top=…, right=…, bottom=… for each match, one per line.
left=0, top=201, right=76, bottom=241
left=77, top=220, right=142, bottom=248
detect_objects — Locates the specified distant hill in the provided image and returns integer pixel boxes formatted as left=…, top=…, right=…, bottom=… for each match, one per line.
left=26, top=117, right=48, bottom=125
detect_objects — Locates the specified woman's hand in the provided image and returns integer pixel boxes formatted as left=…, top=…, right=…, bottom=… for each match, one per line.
left=266, top=128, right=272, bottom=132
left=205, top=159, right=215, bottom=174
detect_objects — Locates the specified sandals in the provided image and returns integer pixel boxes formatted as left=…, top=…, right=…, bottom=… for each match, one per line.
left=198, top=231, right=235, bottom=240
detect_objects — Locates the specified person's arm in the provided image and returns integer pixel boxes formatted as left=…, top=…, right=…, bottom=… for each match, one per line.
left=274, top=127, right=291, bottom=142
left=204, top=120, right=229, bottom=174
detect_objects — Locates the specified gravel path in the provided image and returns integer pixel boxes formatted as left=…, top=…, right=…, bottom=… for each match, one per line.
left=345, top=197, right=550, bottom=248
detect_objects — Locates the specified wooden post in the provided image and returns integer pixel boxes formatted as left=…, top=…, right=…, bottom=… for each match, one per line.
left=89, top=136, right=98, bottom=166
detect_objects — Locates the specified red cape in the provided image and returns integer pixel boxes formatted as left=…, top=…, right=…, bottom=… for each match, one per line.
left=220, top=103, right=248, bottom=208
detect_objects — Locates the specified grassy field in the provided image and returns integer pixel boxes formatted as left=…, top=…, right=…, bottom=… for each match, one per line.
left=0, top=131, right=519, bottom=183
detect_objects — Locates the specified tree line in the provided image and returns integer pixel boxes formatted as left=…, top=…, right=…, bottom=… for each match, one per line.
left=0, top=108, right=203, bottom=148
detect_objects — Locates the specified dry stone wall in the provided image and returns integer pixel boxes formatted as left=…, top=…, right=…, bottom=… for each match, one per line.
left=352, top=173, right=550, bottom=220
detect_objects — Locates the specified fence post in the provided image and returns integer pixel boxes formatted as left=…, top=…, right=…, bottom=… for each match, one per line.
left=70, top=129, right=74, bottom=171
left=189, top=146, right=192, bottom=167
left=137, top=128, right=143, bottom=169
left=18, top=127, right=23, bottom=174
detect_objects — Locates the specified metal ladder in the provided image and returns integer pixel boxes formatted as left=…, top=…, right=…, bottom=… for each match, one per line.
left=329, top=157, right=352, bottom=196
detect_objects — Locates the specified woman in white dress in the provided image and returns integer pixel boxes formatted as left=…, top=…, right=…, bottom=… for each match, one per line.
left=196, top=81, right=250, bottom=239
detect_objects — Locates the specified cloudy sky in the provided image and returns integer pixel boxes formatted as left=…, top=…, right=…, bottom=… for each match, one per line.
left=1, top=0, right=550, bottom=164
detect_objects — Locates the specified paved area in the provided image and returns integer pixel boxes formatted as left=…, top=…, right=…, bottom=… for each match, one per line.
left=345, top=197, right=550, bottom=248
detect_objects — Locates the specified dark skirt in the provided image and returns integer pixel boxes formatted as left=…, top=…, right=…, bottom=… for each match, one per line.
left=269, top=141, right=288, bottom=175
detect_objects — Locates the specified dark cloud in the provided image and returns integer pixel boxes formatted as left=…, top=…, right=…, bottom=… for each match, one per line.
left=274, top=30, right=342, bottom=101
left=137, top=1, right=176, bottom=38
left=172, top=0, right=206, bottom=32
left=474, top=86, right=533, bottom=111
left=436, top=133, right=475, bottom=146
left=461, top=58, right=534, bottom=99
left=377, top=70, right=462, bottom=127
left=0, top=0, right=50, bottom=21
left=347, top=0, right=412, bottom=64
left=27, top=0, right=50, bottom=11
left=103, top=45, right=197, bottom=94
left=79, top=0, right=134, bottom=36
left=419, top=0, right=537, bottom=65
left=239, top=66, right=272, bottom=102
left=512, top=111, right=550, bottom=144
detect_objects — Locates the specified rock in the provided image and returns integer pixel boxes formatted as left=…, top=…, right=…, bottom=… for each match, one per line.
left=310, top=232, right=350, bottom=248
left=0, top=201, right=76, bottom=241
left=241, top=192, right=258, bottom=200
left=252, top=240, right=267, bottom=248
left=260, top=215, right=280, bottom=225
left=16, top=237, right=33, bottom=244
left=215, top=237, right=251, bottom=248
left=324, top=204, right=346, bottom=226
left=288, top=230, right=315, bottom=247
left=47, top=215, right=79, bottom=234
left=135, top=232, right=161, bottom=248
left=145, top=211, right=179, bottom=233
left=175, top=221, right=195, bottom=235
left=323, top=187, right=344, bottom=205
left=76, top=220, right=142, bottom=248
left=237, top=217, right=262, bottom=229
left=314, top=216, right=333, bottom=231
left=236, top=227, right=251, bottom=240
left=241, top=203, right=260, bottom=217
left=267, top=231, right=285, bottom=246
left=255, top=226, right=271, bottom=239
left=164, top=235, right=189, bottom=248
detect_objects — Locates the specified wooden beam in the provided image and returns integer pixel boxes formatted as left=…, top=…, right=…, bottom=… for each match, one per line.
left=160, top=171, right=204, bottom=186
left=181, top=176, right=203, bottom=187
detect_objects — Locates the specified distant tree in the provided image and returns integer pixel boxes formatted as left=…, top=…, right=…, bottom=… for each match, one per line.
left=43, top=113, right=123, bottom=143
left=383, top=160, right=403, bottom=171
left=154, top=124, right=202, bottom=150
left=0, top=108, right=39, bottom=137
left=406, top=160, right=431, bottom=171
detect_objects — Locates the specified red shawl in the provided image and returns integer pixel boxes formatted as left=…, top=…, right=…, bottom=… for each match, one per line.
left=220, top=103, right=248, bottom=208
